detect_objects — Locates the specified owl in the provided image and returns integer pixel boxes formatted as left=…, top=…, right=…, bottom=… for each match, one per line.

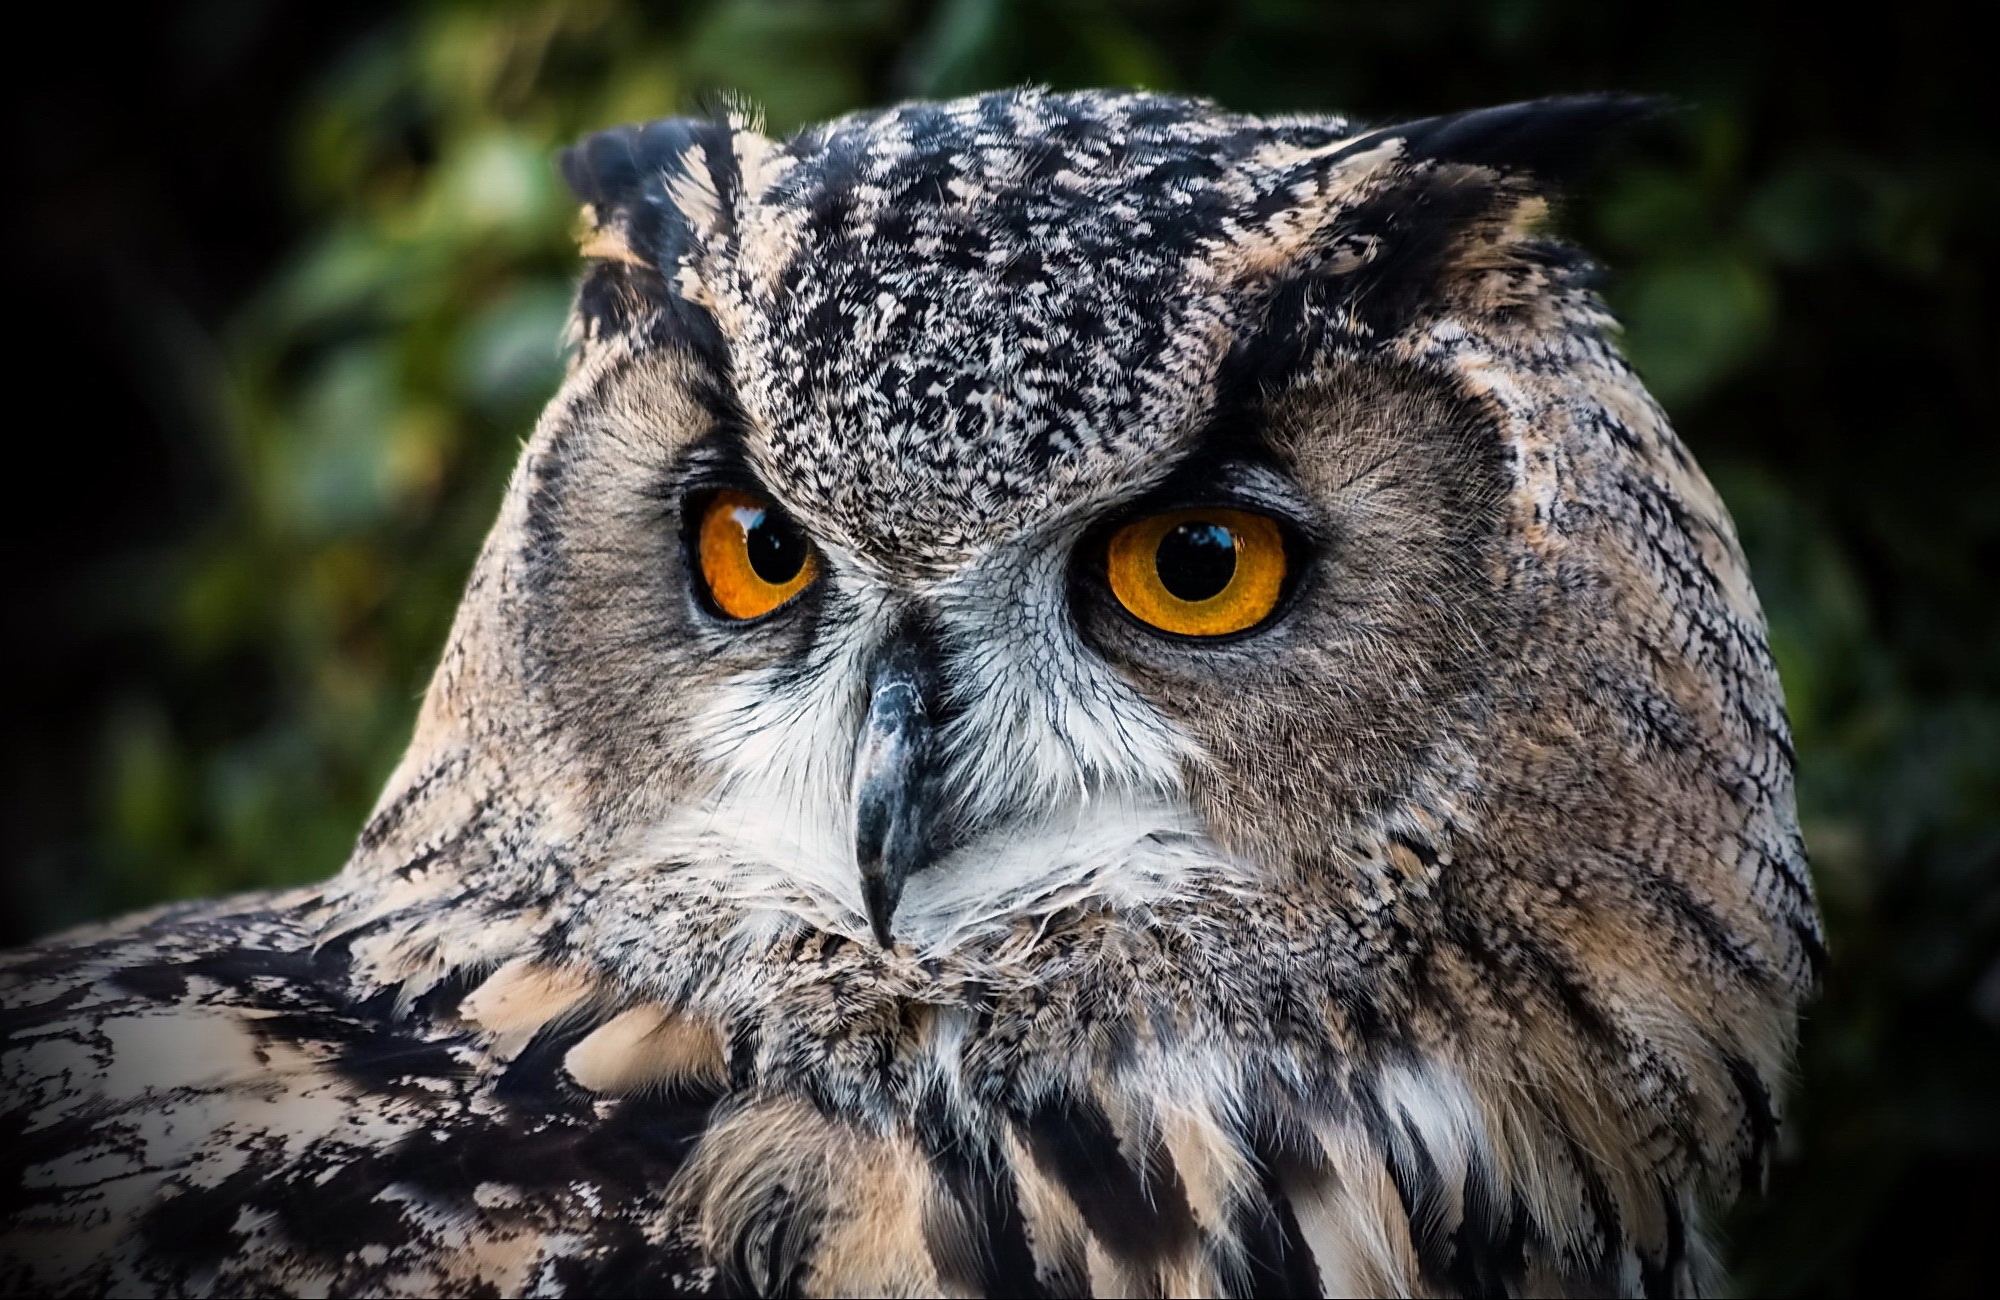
left=1, top=89, right=1817, bottom=1298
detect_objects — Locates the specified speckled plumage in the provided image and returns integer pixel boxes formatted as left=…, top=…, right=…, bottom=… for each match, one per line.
left=3, top=88, right=1817, bottom=1297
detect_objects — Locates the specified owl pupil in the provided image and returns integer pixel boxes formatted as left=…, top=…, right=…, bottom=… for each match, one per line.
left=1156, top=522, right=1236, bottom=602
left=746, top=511, right=808, bottom=584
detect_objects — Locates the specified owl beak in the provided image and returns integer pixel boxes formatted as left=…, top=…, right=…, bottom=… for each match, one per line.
left=851, top=625, right=941, bottom=948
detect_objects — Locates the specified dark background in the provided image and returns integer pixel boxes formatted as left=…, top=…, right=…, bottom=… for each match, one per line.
left=4, top=1, right=1994, bottom=1293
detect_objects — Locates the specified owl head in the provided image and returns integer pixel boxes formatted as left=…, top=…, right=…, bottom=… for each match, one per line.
left=328, top=89, right=1816, bottom=1292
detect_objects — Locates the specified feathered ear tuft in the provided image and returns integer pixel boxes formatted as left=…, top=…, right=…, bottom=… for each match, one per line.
left=560, top=116, right=745, bottom=265
left=1221, top=96, right=1662, bottom=390
left=558, top=115, right=754, bottom=355
left=1353, top=93, right=1668, bottom=183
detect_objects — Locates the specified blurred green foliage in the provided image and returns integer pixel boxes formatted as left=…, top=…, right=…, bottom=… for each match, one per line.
left=62, top=0, right=2000, bottom=1292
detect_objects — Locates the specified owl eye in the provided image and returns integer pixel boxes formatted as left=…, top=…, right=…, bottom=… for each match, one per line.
left=694, top=490, right=819, bottom=620
left=1106, top=507, right=1287, bottom=637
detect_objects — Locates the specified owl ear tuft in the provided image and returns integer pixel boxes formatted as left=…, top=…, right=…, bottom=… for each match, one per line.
left=1223, top=96, right=1663, bottom=391
left=560, top=116, right=746, bottom=263
left=559, top=115, right=755, bottom=354
left=1357, top=94, right=1668, bottom=184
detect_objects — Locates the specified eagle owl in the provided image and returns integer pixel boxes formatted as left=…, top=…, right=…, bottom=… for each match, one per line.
left=2, top=90, right=1818, bottom=1298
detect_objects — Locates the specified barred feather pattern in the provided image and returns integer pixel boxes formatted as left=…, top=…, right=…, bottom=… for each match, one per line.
left=3, top=89, right=1815, bottom=1298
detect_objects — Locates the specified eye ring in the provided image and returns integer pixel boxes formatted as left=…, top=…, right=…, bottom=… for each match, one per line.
left=1105, top=506, right=1287, bottom=637
left=693, top=489, right=819, bottom=620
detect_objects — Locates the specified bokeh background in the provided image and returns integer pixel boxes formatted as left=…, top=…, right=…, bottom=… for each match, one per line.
left=4, top=1, right=1993, bottom=1293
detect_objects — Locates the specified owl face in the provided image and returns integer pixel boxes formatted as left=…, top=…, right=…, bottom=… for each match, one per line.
left=512, top=339, right=1509, bottom=956
left=492, top=94, right=1570, bottom=957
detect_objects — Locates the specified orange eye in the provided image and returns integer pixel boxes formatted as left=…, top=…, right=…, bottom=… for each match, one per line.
left=1106, top=507, right=1287, bottom=637
left=695, top=489, right=819, bottom=620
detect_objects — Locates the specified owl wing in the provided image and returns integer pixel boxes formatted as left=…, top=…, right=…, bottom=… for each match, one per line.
left=0, top=894, right=721, bottom=1297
